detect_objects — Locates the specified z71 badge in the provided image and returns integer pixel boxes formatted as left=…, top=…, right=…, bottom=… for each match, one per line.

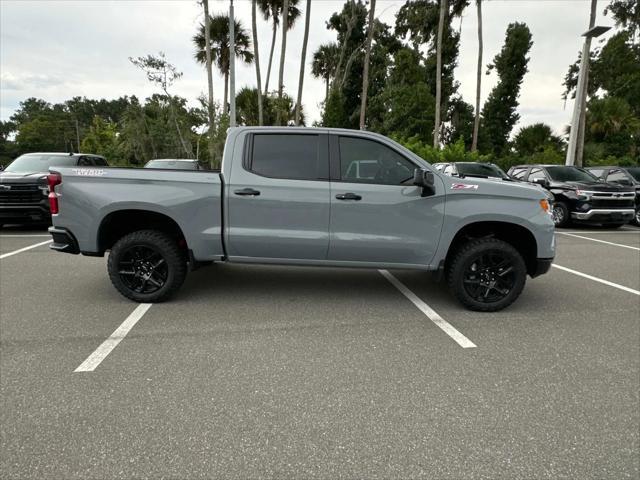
left=451, top=183, right=479, bottom=190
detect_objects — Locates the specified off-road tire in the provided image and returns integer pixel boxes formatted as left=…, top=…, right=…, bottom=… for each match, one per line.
left=446, top=237, right=527, bottom=312
left=107, top=229, right=187, bottom=303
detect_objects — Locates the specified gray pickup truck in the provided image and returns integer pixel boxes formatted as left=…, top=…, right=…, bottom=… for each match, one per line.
left=47, top=127, right=555, bottom=311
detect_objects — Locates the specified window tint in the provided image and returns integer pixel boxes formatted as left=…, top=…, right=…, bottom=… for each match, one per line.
left=588, top=168, right=605, bottom=179
left=251, top=134, right=324, bottom=180
left=607, top=169, right=630, bottom=183
left=94, top=157, right=108, bottom=166
left=528, top=168, right=547, bottom=182
left=78, top=157, right=94, bottom=166
left=510, top=167, right=527, bottom=180
left=339, top=136, right=415, bottom=185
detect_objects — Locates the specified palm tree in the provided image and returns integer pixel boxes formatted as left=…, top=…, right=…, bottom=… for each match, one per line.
left=193, top=14, right=254, bottom=114
left=311, top=43, right=339, bottom=103
left=471, top=0, right=482, bottom=151
left=257, top=0, right=301, bottom=95
left=277, top=0, right=290, bottom=125
left=295, top=0, right=311, bottom=125
left=359, top=0, right=376, bottom=130
left=201, top=0, right=216, bottom=165
left=251, top=0, right=264, bottom=125
left=433, top=0, right=448, bottom=148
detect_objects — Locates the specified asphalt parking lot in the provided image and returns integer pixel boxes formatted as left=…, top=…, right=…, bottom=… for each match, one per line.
left=1, top=225, right=639, bottom=479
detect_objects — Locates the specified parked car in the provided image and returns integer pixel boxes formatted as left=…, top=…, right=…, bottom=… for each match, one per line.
left=144, top=159, right=202, bottom=170
left=47, top=127, right=555, bottom=312
left=507, top=164, right=635, bottom=228
left=0, top=152, right=107, bottom=227
left=585, top=166, right=640, bottom=226
left=434, top=161, right=555, bottom=204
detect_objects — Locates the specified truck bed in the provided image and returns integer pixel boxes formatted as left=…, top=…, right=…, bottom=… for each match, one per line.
left=51, top=167, right=225, bottom=261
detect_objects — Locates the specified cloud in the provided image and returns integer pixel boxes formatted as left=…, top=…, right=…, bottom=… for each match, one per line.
left=1, top=73, right=67, bottom=91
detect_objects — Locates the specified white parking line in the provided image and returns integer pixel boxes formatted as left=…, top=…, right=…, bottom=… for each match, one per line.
left=560, top=230, right=639, bottom=234
left=74, top=303, right=153, bottom=372
left=379, top=269, right=476, bottom=349
left=552, top=264, right=640, bottom=296
left=557, top=232, right=640, bottom=251
left=0, top=234, right=51, bottom=238
left=0, top=240, right=52, bottom=259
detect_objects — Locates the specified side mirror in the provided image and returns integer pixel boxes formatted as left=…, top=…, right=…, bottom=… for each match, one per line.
left=413, top=168, right=436, bottom=197
left=533, top=178, right=549, bottom=188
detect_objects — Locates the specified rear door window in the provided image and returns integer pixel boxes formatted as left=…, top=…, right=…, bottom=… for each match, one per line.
left=250, top=134, right=326, bottom=181
left=528, top=168, right=547, bottom=182
left=510, top=167, right=528, bottom=180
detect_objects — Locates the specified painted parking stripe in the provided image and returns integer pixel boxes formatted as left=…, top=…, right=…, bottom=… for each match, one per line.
left=557, top=232, right=640, bottom=251
left=0, top=234, right=51, bottom=238
left=560, top=230, right=639, bottom=234
left=74, top=303, right=152, bottom=372
left=552, top=264, right=640, bottom=296
left=0, top=240, right=52, bottom=259
left=379, top=269, right=476, bottom=349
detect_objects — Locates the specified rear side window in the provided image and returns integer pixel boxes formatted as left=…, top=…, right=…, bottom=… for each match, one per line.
left=250, top=134, right=325, bottom=180
left=588, top=168, right=605, bottom=179
left=94, top=157, right=108, bottom=166
left=607, top=169, right=628, bottom=183
left=339, top=136, right=415, bottom=185
left=528, top=168, right=547, bottom=182
left=78, top=157, right=94, bottom=166
left=510, top=167, right=528, bottom=180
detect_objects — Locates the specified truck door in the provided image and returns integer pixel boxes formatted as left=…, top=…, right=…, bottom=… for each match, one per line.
left=226, top=132, right=331, bottom=260
left=327, top=134, right=444, bottom=266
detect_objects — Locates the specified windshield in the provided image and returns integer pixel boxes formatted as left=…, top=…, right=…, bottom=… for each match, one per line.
left=627, top=167, right=640, bottom=182
left=456, top=163, right=509, bottom=179
left=145, top=160, right=198, bottom=170
left=546, top=166, right=599, bottom=183
left=5, top=154, right=77, bottom=173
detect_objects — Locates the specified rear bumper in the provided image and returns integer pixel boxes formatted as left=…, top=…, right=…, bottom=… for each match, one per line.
left=48, top=227, right=80, bottom=254
left=571, top=208, right=634, bottom=222
left=531, top=258, right=553, bottom=278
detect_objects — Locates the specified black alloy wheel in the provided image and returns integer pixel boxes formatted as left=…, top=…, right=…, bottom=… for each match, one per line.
left=117, top=244, right=168, bottom=294
left=462, top=252, right=517, bottom=304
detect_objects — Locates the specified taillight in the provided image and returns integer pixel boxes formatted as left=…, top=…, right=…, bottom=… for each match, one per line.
left=47, top=173, right=62, bottom=214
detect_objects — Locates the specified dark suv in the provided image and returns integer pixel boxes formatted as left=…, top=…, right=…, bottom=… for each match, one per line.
left=585, top=166, right=640, bottom=225
left=0, top=153, right=107, bottom=227
left=507, top=164, right=635, bottom=228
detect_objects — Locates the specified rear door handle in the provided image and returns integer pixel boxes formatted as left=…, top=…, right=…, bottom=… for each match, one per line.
left=335, top=193, right=362, bottom=201
left=234, top=188, right=261, bottom=196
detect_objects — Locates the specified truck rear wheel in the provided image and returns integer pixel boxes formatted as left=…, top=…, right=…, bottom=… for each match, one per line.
left=446, top=238, right=527, bottom=312
left=107, top=229, right=187, bottom=303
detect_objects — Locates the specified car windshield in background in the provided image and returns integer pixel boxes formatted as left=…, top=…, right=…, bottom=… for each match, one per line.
left=4, top=154, right=78, bottom=173
left=546, top=166, right=598, bottom=183
left=145, top=160, right=199, bottom=170
left=456, top=163, right=508, bottom=179
left=627, top=167, right=640, bottom=181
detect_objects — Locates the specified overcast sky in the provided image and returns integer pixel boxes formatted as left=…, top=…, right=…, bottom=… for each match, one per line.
left=0, top=0, right=617, bottom=136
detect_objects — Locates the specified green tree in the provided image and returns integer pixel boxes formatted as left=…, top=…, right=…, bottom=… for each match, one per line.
left=80, top=116, right=120, bottom=160
left=311, top=42, right=339, bottom=103
left=235, top=87, right=304, bottom=126
left=479, top=22, right=533, bottom=156
left=513, top=123, right=563, bottom=157
left=193, top=15, right=254, bottom=113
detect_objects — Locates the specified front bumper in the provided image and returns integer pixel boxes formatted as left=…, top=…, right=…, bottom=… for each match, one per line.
left=571, top=209, right=635, bottom=222
left=0, top=203, right=50, bottom=223
left=48, top=227, right=80, bottom=254
left=531, top=258, right=553, bottom=278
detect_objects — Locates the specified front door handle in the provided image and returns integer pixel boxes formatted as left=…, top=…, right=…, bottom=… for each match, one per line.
left=234, top=188, right=261, bottom=196
left=335, top=193, right=362, bottom=201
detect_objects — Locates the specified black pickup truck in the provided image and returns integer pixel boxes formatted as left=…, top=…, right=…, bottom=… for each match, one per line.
left=507, top=164, right=636, bottom=228
left=0, top=153, right=108, bottom=227
left=585, top=166, right=640, bottom=226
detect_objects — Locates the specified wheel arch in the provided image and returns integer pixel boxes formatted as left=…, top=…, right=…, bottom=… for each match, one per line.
left=97, top=209, right=187, bottom=254
left=445, top=221, right=538, bottom=277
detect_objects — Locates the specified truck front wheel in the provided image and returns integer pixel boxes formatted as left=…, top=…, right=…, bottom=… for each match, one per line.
left=107, top=229, right=187, bottom=303
left=446, top=238, right=527, bottom=312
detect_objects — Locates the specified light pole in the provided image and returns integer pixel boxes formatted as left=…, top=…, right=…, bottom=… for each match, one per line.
left=565, top=22, right=610, bottom=166
left=229, top=0, right=236, bottom=127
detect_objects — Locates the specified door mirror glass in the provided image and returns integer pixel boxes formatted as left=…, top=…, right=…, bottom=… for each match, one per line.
left=413, top=168, right=435, bottom=197
left=533, top=177, right=549, bottom=188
